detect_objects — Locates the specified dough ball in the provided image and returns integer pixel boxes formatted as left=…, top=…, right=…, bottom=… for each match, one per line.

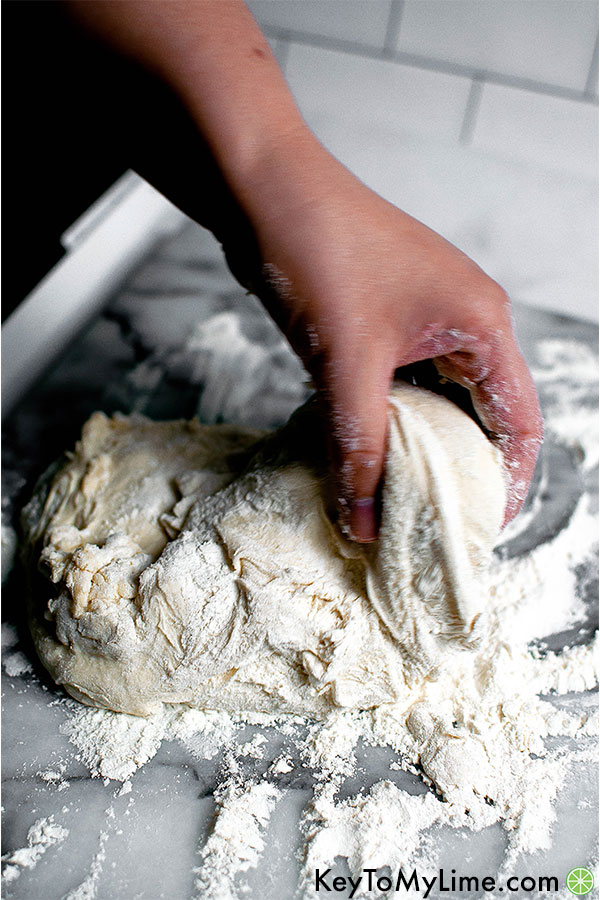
left=23, top=385, right=505, bottom=717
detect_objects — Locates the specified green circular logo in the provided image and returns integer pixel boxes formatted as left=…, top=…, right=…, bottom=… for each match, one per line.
left=566, top=868, right=594, bottom=896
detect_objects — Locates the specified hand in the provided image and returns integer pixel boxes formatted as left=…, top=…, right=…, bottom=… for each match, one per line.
left=234, top=127, right=543, bottom=541
left=65, top=1, right=541, bottom=541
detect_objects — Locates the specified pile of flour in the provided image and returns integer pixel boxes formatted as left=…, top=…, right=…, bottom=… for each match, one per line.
left=7, top=336, right=598, bottom=899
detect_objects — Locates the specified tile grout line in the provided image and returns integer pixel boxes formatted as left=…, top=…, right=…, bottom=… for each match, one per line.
left=583, top=33, right=599, bottom=100
left=382, top=0, right=404, bottom=59
left=267, top=25, right=599, bottom=107
left=459, top=77, right=484, bottom=146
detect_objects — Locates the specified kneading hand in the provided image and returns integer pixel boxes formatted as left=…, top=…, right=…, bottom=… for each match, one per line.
left=238, top=128, right=543, bottom=541
left=65, top=0, right=543, bottom=542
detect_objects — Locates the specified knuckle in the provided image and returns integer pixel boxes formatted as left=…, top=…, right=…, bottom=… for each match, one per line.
left=465, top=281, right=512, bottom=330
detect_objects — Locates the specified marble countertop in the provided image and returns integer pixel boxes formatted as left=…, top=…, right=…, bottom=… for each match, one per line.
left=2, top=219, right=598, bottom=900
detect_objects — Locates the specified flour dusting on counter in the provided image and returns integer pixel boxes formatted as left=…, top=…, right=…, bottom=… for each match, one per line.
left=4, top=330, right=598, bottom=899
left=194, top=781, right=282, bottom=900
left=1, top=817, right=69, bottom=885
left=531, top=339, right=599, bottom=470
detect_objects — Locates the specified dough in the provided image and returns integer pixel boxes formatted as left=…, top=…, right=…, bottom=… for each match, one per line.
left=22, top=384, right=505, bottom=717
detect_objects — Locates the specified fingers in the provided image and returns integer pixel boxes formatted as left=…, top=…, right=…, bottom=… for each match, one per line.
left=474, top=349, right=542, bottom=525
left=318, top=351, right=393, bottom=543
left=436, top=335, right=543, bottom=526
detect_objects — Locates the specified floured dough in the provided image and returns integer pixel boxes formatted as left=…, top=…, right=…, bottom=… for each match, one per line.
left=22, top=384, right=505, bottom=716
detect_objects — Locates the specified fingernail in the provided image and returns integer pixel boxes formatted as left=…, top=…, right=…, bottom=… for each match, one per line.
left=349, top=497, right=377, bottom=543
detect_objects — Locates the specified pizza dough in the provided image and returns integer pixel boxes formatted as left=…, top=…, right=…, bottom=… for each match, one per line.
left=22, top=384, right=505, bottom=717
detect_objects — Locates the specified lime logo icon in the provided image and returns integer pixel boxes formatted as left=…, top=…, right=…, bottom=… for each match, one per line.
left=566, top=867, right=594, bottom=895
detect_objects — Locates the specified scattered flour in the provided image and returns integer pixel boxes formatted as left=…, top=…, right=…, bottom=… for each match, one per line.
left=62, top=828, right=109, bottom=900
left=5, top=336, right=598, bottom=898
left=533, top=339, right=598, bottom=386
left=60, top=705, right=171, bottom=781
left=530, top=338, right=599, bottom=470
left=168, top=707, right=240, bottom=760
left=269, top=757, right=294, bottom=775
left=187, top=311, right=309, bottom=429
left=2, top=619, right=33, bottom=677
left=237, top=734, right=268, bottom=758
left=116, top=780, right=132, bottom=798
left=301, top=780, right=445, bottom=888
left=193, top=781, right=281, bottom=900
left=38, top=764, right=71, bottom=792
left=1, top=816, right=68, bottom=885
left=3, top=649, right=33, bottom=677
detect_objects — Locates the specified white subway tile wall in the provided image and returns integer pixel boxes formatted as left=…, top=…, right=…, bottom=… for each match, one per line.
left=471, top=81, right=599, bottom=178
left=394, top=0, right=598, bottom=92
left=285, top=43, right=472, bottom=141
left=248, top=0, right=392, bottom=49
left=248, top=0, right=598, bottom=320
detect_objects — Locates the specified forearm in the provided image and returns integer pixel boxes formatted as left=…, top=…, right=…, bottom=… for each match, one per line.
left=65, top=0, right=308, bottom=214
left=63, top=0, right=541, bottom=537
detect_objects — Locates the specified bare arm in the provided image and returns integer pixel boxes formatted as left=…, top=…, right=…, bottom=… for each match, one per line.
left=66, top=0, right=543, bottom=541
left=66, top=1, right=303, bottom=202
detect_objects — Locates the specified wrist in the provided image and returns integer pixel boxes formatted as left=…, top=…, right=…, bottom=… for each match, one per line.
left=220, top=107, right=312, bottom=203
left=233, top=122, right=341, bottom=235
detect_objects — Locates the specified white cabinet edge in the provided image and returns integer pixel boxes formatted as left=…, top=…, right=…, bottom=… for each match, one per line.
left=2, top=174, right=187, bottom=417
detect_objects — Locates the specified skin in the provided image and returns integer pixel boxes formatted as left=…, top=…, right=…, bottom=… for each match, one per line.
left=66, top=0, right=543, bottom=542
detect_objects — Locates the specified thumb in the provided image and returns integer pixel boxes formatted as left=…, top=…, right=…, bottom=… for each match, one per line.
left=321, top=354, right=392, bottom=543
